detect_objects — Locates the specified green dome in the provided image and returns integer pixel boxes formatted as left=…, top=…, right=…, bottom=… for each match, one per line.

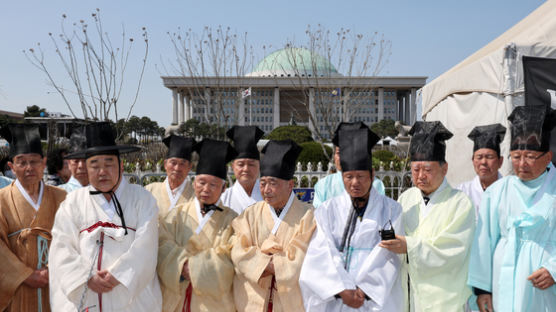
left=247, top=47, right=340, bottom=77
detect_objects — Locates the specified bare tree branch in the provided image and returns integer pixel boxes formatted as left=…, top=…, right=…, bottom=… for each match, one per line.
left=24, top=9, right=149, bottom=123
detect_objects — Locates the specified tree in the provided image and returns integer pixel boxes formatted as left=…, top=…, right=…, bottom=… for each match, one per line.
left=0, top=114, right=16, bottom=130
left=164, top=26, right=254, bottom=125
left=280, top=25, right=391, bottom=142
left=266, top=125, right=313, bottom=145
left=23, top=105, right=47, bottom=117
left=24, top=9, right=148, bottom=123
left=370, top=119, right=398, bottom=138
left=178, top=118, right=226, bottom=140
left=298, top=141, right=333, bottom=169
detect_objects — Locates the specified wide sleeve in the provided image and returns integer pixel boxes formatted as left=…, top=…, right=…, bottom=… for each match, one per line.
left=541, top=232, right=556, bottom=284
left=188, top=221, right=235, bottom=299
left=372, top=178, right=386, bottom=196
left=312, top=180, right=326, bottom=208
left=273, top=208, right=316, bottom=287
left=356, top=201, right=404, bottom=307
left=0, top=211, right=34, bottom=309
left=48, top=199, right=96, bottom=302
left=157, top=207, right=190, bottom=292
left=230, top=208, right=272, bottom=285
left=467, top=189, right=501, bottom=292
left=406, top=194, right=475, bottom=280
left=108, top=192, right=159, bottom=300
left=299, top=204, right=356, bottom=309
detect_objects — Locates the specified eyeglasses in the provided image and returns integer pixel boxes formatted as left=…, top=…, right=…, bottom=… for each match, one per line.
left=13, top=159, right=42, bottom=168
left=509, top=151, right=547, bottom=164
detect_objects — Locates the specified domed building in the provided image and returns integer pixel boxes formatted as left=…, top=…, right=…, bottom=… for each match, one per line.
left=246, top=47, right=342, bottom=78
left=162, top=47, right=426, bottom=139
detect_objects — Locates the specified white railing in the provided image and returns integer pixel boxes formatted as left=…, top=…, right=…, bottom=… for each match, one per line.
left=125, top=160, right=412, bottom=199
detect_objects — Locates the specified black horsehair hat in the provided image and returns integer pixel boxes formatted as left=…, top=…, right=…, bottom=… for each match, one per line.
left=339, top=128, right=380, bottom=172
left=69, top=122, right=140, bottom=159
left=508, top=105, right=556, bottom=152
left=194, top=139, right=237, bottom=180
left=409, top=121, right=453, bottom=162
left=332, top=121, right=368, bottom=146
left=226, top=125, right=264, bottom=160
left=65, top=126, right=87, bottom=159
left=467, top=124, right=506, bottom=156
left=260, top=140, right=302, bottom=180
left=0, top=124, right=43, bottom=158
left=163, top=134, right=196, bottom=161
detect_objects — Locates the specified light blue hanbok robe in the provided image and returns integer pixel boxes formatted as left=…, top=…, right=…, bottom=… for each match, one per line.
left=0, top=176, right=12, bottom=189
left=468, top=163, right=556, bottom=311
left=313, top=172, right=386, bottom=208
left=57, top=176, right=86, bottom=193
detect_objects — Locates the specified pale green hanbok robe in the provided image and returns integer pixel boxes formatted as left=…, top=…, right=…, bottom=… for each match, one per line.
left=398, top=179, right=475, bottom=311
left=468, top=163, right=556, bottom=312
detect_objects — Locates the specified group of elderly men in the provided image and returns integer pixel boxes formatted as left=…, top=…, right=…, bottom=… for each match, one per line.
left=0, top=102, right=555, bottom=312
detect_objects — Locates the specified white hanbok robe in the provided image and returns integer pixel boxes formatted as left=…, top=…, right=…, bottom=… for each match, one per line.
left=58, top=175, right=86, bottom=193
left=49, top=179, right=162, bottom=312
left=457, top=173, right=502, bottom=222
left=220, top=179, right=263, bottom=215
left=300, top=187, right=404, bottom=312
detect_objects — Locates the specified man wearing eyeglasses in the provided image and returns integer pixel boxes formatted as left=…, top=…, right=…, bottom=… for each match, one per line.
left=0, top=124, right=67, bottom=312
left=381, top=121, right=475, bottom=312
left=468, top=105, right=556, bottom=312
left=300, top=128, right=403, bottom=311
left=457, top=124, right=506, bottom=222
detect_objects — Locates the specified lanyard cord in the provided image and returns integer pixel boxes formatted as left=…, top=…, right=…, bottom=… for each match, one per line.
left=339, top=195, right=369, bottom=270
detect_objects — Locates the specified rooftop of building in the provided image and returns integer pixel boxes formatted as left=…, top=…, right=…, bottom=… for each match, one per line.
left=247, top=47, right=342, bottom=78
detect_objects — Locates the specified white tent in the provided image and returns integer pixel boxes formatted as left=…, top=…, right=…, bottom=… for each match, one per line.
left=421, top=0, right=556, bottom=185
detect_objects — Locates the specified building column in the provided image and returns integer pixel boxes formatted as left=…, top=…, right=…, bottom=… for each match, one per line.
left=172, top=88, right=178, bottom=125
left=189, top=96, right=194, bottom=121
left=273, top=87, right=280, bottom=129
left=397, top=95, right=404, bottom=122
left=378, top=88, right=384, bottom=121
left=410, top=88, right=417, bottom=124
left=184, top=94, right=191, bottom=121
left=238, top=89, right=245, bottom=126
left=178, top=91, right=185, bottom=125
left=308, top=88, right=315, bottom=136
left=405, top=92, right=411, bottom=124
left=204, top=87, right=211, bottom=122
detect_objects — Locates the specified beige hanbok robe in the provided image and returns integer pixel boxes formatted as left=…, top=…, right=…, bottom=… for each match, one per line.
left=0, top=181, right=66, bottom=311
left=231, top=194, right=316, bottom=312
left=158, top=198, right=237, bottom=312
left=146, top=178, right=194, bottom=219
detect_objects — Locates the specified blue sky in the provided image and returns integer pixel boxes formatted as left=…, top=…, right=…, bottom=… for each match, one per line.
left=0, top=0, right=546, bottom=126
